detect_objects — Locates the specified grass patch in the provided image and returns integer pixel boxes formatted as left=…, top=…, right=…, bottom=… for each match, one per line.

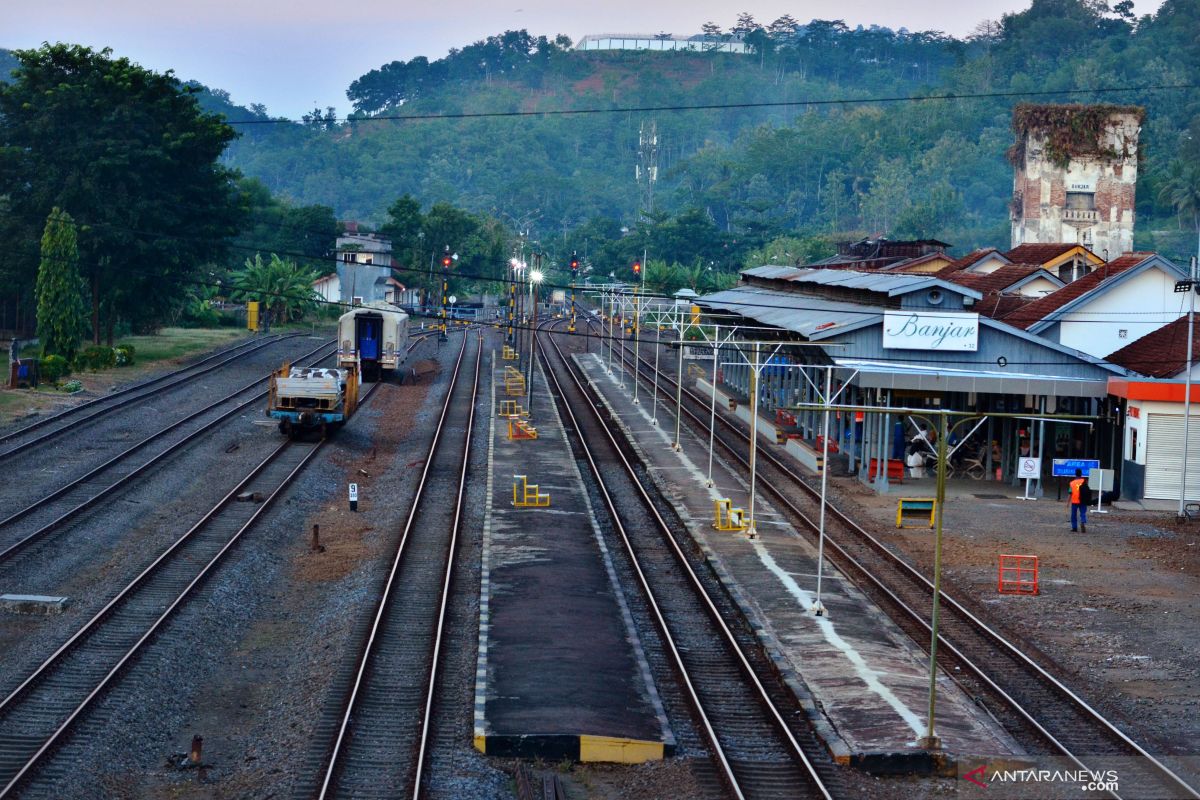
left=115, top=327, right=245, bottom=364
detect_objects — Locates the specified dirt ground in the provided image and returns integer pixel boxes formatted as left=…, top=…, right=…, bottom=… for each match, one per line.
left=831, top=470, right=1200, bottom=774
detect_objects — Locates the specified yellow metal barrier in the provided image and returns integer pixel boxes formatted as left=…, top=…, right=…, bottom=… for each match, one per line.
left=507, top=419, right=538, bottom=440
left=497, top=399, right=528, bottom=418
left=501, top=345, right=518, bottom=360
left=896, top=497, right=937, bottom=529
left=713, top=498, right=748, bottom=531
left=512, top=474, right=550, bottom=507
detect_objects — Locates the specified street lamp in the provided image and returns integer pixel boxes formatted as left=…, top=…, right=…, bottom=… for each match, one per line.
left=527, top=268, right=544, bottom=412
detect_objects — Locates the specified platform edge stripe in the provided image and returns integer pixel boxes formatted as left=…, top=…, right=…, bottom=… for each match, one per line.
left=472, top=352, right=498, bottom=740
left=578, top=735, right=665, bottom=764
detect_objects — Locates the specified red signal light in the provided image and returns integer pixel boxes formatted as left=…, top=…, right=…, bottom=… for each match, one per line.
left=632, top=260, right=641, bottom=276
left=442, top=255, right=452, bottom=269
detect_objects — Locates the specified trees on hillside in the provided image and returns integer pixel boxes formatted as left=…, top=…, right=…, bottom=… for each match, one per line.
left=35, top=208, right=89, bottom=360
left=0, top=44, right=241, bottom=343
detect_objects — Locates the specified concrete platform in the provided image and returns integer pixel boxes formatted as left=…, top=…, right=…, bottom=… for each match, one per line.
left=577, top=352, right=1022, bottom=773
left=473, top=353, right=673, bottom=763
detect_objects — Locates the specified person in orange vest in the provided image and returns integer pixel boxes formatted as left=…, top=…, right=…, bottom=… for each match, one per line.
left=1069, top=468, right=1088, bottom=533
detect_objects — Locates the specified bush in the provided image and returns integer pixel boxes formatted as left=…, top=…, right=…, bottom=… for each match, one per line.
left=40, top=354, right=71, bottom=383
left=75, top=344, right=117, bottom=371
left=59, top=379, right=83, bottom=393
left=114, top=344, right=135, bottom=366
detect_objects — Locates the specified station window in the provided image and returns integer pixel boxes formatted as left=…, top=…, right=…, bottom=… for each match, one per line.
left=1065, top=191, right=1096, bottom=211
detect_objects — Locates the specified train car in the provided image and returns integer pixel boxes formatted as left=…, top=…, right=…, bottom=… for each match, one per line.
left=338, top=303, right=409, bottom=381
left=267, top=364, right=359, bottom=438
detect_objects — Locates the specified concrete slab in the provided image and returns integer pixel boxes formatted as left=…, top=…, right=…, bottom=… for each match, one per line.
left=0, top=594, right=69, bottom=614
left=473, top=354, right=673, bottom=763
left=577, top=352, right=1022, bottom=773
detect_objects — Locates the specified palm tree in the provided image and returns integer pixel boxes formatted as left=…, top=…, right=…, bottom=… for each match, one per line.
left=1158, top=159, right=1200, bottom=264
left=231, top=254, right=319, bottom=328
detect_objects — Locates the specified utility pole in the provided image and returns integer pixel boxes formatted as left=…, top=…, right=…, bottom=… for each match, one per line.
left=1179, top=254, right=1198, bottom=518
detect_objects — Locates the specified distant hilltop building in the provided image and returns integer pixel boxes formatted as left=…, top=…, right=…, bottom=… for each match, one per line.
left=1009, top=103, right=1143, bottom=260
left=574, top=33, right=749, bottom=54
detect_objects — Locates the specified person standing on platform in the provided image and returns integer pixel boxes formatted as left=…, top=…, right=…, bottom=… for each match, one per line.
left=1069, top=468, right=1089, bottom=533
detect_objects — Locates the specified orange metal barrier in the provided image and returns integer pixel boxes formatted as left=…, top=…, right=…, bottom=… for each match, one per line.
left=998, top=554, right=1039, bottom=595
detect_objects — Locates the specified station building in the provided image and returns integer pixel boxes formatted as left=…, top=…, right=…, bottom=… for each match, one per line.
left=694, top=265, right=1134, bottom=494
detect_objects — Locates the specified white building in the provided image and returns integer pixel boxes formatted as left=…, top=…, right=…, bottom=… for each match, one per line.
left=335, top=228, right=393, bottom=305
left=575, top=33, right=749, bottom=53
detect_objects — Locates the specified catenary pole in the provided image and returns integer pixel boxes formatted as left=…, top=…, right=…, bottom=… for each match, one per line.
left=812, top=366, right=833, bottom=616
left=1181, top=254, right=1197, bottom=518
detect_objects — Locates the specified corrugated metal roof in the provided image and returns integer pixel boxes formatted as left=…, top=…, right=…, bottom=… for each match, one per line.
left=741, top=267, right=982, bottom=299
left=834, top=359, right=1108, bottom=397
left=698, top=287, right=881, bottom=340
left=742, top=265, right=804, bottom=279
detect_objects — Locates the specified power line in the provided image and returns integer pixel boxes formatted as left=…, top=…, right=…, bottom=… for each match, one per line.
left=6, top=219, right=1195, bottom=328
left=221, top=81, right=1200, bottom=126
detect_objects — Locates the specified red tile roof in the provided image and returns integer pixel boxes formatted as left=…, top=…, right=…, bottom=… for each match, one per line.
left=975, top=292, right=1039, bottom=321
left=1003, top=253, right=1156, bottom=330
left=940, top=247, right=1007, bottom=274
left=1004, top=243, right=1090, bottom=265
left=940, top=264, right=1049, bottom=295
left=1106, top=316, right=1200, bottom=378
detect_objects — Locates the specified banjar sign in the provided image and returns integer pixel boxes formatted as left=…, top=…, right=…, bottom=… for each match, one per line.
left=882, top=311, right=979, bottom=351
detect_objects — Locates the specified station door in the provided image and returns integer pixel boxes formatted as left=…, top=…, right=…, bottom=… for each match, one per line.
left=1144, top=413, right=1200, bottom=500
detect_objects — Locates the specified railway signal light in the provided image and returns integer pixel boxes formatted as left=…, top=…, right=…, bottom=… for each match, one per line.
left=442, top=254, right=452, bottom=269
left=570, top=252, right=579, bottom=272
left=632, top=260, right=641, bottom=276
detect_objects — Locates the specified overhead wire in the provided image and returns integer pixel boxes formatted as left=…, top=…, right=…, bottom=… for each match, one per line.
left=218, top=81, right=1200, bottom=126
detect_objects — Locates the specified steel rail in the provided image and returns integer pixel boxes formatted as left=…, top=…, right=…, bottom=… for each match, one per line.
left=314, top=332, right=476, bottom=800
left=0, top=340, right=337, bottom=555
left=0, top=376, right=388, bottom=797
left=537, top=319, right=834, bottom=800
left=0, top=330, right=439, bottom=565
left=607, top=319, right=1199, bottom=800
left=0, top=331, right=440, bottom=797
left=0, top=332, right=306, bottom=457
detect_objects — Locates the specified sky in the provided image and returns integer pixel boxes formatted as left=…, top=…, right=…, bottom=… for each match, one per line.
left=4, top=0, right=1166, bottom=119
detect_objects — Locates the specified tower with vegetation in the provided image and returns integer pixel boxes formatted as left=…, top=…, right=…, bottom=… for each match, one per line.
left=1009, top=103, right=1143, bottom=259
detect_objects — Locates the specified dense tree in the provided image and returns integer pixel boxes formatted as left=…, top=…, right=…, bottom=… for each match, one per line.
left=35, top=208, right=89, bottom=360
left=196, top=0, right=1200, bottom=270
left=0, top=44, right=241, bottom=343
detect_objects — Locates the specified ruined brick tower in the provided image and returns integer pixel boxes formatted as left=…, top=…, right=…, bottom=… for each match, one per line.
left=1010, top=104, right=1142, bottom=259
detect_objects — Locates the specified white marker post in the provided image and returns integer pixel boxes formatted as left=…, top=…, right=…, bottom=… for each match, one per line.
left=349, top=482, right=359, bottom=512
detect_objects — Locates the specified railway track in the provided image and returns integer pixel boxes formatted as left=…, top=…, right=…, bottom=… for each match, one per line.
left=605, top=319, right=1199, bottom=800
left=304, top=332, right=479, bottom=800
left=0, top=339, right=337, bottom=564
left=0, top=331, right=443, bottom=798
left=0, top=329, right=443, bottom=566
left=538, top=320, right=838, bottom=800
left=0, top=332, right=305, bottom=459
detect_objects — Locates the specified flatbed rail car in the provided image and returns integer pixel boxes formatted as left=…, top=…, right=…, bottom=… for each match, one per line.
left=338, top=303, right=409, bottom=381
left=267, top=364, right=359, bottom=437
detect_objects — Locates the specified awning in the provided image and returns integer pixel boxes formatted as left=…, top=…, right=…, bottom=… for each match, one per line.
left=834, top=358, right=1109, bottom=398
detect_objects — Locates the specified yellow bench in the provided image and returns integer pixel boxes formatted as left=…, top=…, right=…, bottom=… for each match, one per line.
left=713, top=498, right=748, bottom=531
left=512, top=474, right=550, bottom=507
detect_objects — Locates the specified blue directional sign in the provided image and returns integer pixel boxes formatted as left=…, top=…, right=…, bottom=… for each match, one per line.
left=1052, top=458, right=1100, bottom=477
